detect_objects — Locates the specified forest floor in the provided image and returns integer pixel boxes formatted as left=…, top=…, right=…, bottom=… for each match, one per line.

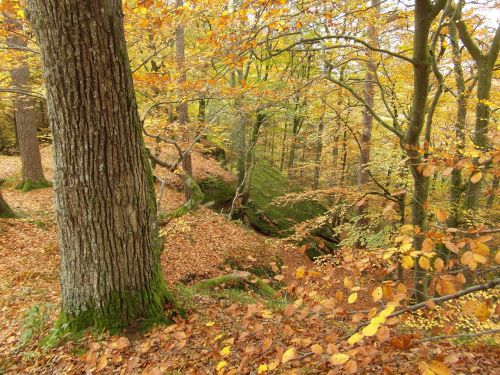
left=0, top=146, right=498, bottom=374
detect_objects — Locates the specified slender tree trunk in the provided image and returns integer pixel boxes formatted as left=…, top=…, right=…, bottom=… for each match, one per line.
left=357, top=0, right=379, bottom=188
left=198, top=98, right=207, bottom=122
left=312, top=107, right=325, bottom=189
left=175, top=0, right=189, bottom=125
left=340, top=127, right=348, bottom=188
left=406, top=0, right=444, bottom=302
left=175, top=0, right=193, bottom=202
left=270, top=128, right=275, bottom=166
left=448, top=20, right=467, bottom=228
left=4, top=8, right=47, bottom=191
left=332, top=124, right=340, bottom=186
left=280, top=120, right=288, bottom=171
left=453, top=16, right=500, bottom=210
left=486, top=176, right=498, bottom=208
left=464, top=62, right=493, bottom=210
left=27, top=0, right=169, bottom=330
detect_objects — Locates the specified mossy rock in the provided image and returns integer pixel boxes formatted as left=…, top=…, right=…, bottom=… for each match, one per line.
left=246, top=162, right=325, bottom=235
left=246, top=162, right=339, bottom=258
left=198, top=176, right=236, bottom=208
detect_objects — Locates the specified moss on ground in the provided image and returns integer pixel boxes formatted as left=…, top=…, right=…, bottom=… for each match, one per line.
left=16, top=178, right=52, bottom=193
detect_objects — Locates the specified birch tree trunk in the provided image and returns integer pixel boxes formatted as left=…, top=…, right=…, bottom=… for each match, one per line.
left=4, top=7, right=48, bottom=191
left=27, top=0, right=168, bottom=330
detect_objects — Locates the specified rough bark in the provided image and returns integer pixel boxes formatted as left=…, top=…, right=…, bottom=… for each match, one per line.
left=0, top=180, right=16, bottom=218
left=27, top=0, right=169, bottom=331
left=4, top=8, right=47, bottom=191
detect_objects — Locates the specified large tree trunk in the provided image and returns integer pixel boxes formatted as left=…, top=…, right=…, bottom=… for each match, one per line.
left=27, top=0, right=168, bottom=330
left=0, top=180, right=16, bottom=218
left=4, top=8, right=47, bottom=191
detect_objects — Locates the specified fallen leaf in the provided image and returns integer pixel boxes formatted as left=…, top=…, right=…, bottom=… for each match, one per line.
left=330, top=353, right=350, bottom=366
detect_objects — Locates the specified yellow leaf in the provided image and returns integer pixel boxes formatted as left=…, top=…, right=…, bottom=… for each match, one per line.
left=402, top=255, right=414, bottom=270
left=372, top=287, right=383, bottom=302
left=475, top=302, right=491, bottom=322
left=462, top=300, right=477, bottom=316
left=330, top=353, right=350, bottom=366
left=362, top=322, right=380, bottom=337
left=460, top=251, right=473, bottom=265
left=282, top=347, right=297, bottom=363
left=206, top=321, right=215, bottom=327
left=257, top=364, right=268, bottom=374
left=348, top=292, right=358, bottom=304
left=295, top=267, right=305, bottom=279
left=472, top=242, right=490, bottom=256
left=419, top=256, right=431, bottom=270
left=379, top=303, right=396, bottom=318
left=306, top=343, right=322, bottom=355
left=220, top=346, right=231, bottom=357
left=495, top=251, right=500, bottom=264
left=434, top=258, right=444, bottom=271
left=344, top=276, right=353, bottom=289
left=96, top=356, right=108, bottom=372
left=427, top=360, right=451, bottom=375
left=261, top=309, right=273, bottom=319
left=347, top=332, right=363, bottom=345
left=470, top=171, right=482, bottom=184
left=472, top=253, right=487, bottom=264
left=217, top=361, right=228, bottom=371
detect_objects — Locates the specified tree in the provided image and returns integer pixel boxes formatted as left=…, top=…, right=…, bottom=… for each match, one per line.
left=175, top=0, right=194, bottom=202
left=27, top=0, right=169, bottom=330
left=452, top=2, right=500, bottom=210
left=3, top=2, right=48, bottom=192
left=357, top=0, right=380, bottom=188
left=0, top=179, right=16, bottom=218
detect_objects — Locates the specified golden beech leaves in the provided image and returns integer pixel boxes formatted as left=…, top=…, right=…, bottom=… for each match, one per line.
left=344, top=276, right=354, bottom=290
left=281, top=347, right=297, bottom=363
left=330, top=353, right=350, bottom=366
left=372, top=286, right=383, bottom=302
left=470, top=171, right=483, bottom=184
left=418, top=256, right=431, bottom=270
left=348, top=292, right=358, bottom=304
left=295, top=267, right=305, bottom=279
left=402, top=255, right=414, bottom=269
